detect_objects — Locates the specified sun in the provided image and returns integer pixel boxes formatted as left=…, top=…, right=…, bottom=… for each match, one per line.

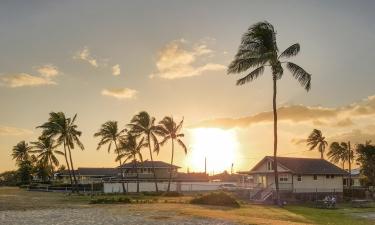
left=188, top=128, right=238, bottom=174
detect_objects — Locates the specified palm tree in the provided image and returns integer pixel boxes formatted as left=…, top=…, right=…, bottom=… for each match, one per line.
left=306, top=129, right=328, bottom=159
left=227, top=21, right=311, bottom=204
left=157, top=116, right=187, bottom=192
left=117, top=133, right=145, bottom=193
left=11, top=141, right=32, bottom=164
left=37, top=112, right=84, bottom=192
left=328, top=141, right=354, bottom=188
left=31, top=136, right=64, bottom=179
left=94, top=121, right=127, bottom=193
left=128, top=111, right=161, bottom=192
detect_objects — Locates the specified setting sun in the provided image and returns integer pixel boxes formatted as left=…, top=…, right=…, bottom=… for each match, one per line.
left=188, top=128, right=238, bottom=173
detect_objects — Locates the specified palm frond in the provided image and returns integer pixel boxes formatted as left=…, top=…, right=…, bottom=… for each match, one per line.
left=286, top=62, right=311, bottom=91
left=279, top=43, right=300, bottom=59
left=236, top=66, right=265, bottom=86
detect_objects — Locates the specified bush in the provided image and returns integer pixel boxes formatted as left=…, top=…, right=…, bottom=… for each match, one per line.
left=163, top=191, right=183, bottom=197
left=190, top=192, right=240, bottom=208
left=90, top=196, right=131, bottom=204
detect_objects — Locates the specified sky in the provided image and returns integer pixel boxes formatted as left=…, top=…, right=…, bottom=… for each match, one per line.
left=1, top=0, right=375, bottom=174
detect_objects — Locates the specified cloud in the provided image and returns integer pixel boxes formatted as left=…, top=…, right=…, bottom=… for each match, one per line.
left=112, top=64, right=121, bottom=76
left=150, top=39, right=226, bottom=79
left=0, top=73, right=56, bottom=88
left=37, top=64, right=59, bottom=78
left=329, top=129, right=375, bottom=144
left=74, top=47, right=98, bottom=67
left=0, top=126, right=33, bottom=136
left=192, top=95, right=375, bottom=129
left=101, top=88, right=137, bottom=100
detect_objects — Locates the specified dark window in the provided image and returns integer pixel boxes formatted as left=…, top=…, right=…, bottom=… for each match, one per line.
left=313, top=175, right=318, bottom=180
left=326, top=175, right=330, bottom=179
left=297, top=175, right=302, bottom=182
left=331, top=175, right=334, bottom=179
left=267, top=161, right=274, bottom=170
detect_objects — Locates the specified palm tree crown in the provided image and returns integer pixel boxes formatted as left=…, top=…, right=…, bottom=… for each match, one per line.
left=11, top=141, right=32, bottom=163
left=31, top=136, right=64, bottom=170
left=94, top=121, right=126, bottom=153
left=227, top=21, right=311, bottom=89
left=307, top=129, right=328, bottom=159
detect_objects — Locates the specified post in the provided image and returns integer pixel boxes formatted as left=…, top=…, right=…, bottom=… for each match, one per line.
left=204, top=157, right=207, bottom=175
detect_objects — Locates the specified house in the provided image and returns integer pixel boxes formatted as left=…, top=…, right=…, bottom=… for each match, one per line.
left=343, top=168, right=363, bottom=188
left=247, top=156, right=348, bottom=201
left=56, top=167, right=118, bottom=184
left=118, top=160, right=180, bottom=181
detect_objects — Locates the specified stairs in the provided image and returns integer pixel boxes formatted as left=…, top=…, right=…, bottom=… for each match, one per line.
left=250, top=183, right=274, bottom=202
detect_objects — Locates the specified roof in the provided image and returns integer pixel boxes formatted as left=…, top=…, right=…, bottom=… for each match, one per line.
left=119, top=160, right=180, bottom=169
left=250, top=156, right=348, bottom=175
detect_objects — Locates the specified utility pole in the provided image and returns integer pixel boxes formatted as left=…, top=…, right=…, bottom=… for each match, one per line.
left=204, top=157, right=207, bottom=175
left=231, top=163, right=234, bottom=175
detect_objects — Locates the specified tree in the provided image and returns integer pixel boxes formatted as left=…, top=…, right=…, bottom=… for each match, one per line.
left=128, top=111, right=161, bottom=192
left=307, top=129, right=328, bottom=159
left=11, top=141, right=32, bottom=164
left=117, top=133, right=145, bottom=193
left=328, top=142, right=354, bottom=187
left=31, top=136, right=64, bottom=178
left=37, top=112, right=84, bottom=192
left=94, top=121, right=127, bottom=193
left=227, top=21, right=311, bottom=204
left=157, top=116, right=187, bottom=192
left=356, top=141, right=375, bottom=186
left=17, top=160, right=33, bottom=184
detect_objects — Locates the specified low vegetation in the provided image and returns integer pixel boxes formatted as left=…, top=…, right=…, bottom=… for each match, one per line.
left=190, top=192, right=240, bottom=208
left=89, top=196, right=131, bottom=204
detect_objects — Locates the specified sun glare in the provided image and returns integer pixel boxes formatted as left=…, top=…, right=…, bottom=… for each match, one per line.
left=188, top=128, right=238, bottom=174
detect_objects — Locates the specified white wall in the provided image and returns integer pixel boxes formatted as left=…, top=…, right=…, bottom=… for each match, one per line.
left=292, top=175, right=343, bottom=193
left=103, top=182, right=237, bottom=193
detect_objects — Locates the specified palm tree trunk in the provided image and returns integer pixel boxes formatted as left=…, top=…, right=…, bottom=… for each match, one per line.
left=348, top=141, right=352, bottom=193
left=114, top=140, right=126, bottom=194
left=49, top=158, right=54, bottom=181
left=148, top=135, right=159, bottom=192
left=167, top=139, right=174, bottom=192
left=67, top=144, right=79, bottom=193
left=272, top=75, right=280, bottom=205
left=63, top=142, right=73, bottom=192
left=134, top=159, right=139, bottom=193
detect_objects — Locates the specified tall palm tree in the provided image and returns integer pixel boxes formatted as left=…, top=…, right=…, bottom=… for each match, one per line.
left=117, top=133, right=145, bottom=193
left=227, top=21, right=311, bottom=204
left=11, top=141, right=32, bottom=164
left=157, top=116, right=187, bottom=192
left=306, top=129, right=328, bottom=159
left=31, top=136, right=64, bottom=179
left=128, top=111, right=161, bottom=192
left=94, top=121, right=127, bottom=193
left=37, top=112, right=84, bottom=192
left=328, top=141, right=354, bottom=188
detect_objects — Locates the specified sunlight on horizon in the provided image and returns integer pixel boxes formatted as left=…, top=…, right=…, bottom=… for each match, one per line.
left=187, top=128, right=238, bottom=174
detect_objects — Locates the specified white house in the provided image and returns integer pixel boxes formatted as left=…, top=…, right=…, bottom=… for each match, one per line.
left=247, top=156, right=348, bottom=201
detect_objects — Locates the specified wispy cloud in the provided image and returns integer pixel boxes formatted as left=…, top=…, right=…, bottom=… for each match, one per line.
left=0, top=125, right=33, bottom=136
left=192, top=95, right=375, bottom=129
left=74, top=47, right=98, bottom=67
left=112, top=64, right=121, bottom=76
left=1, top=64, right=60, bottom=88
left=101, top=88, right=137, bottom=100
left=150, top=39, right=226, bottom=79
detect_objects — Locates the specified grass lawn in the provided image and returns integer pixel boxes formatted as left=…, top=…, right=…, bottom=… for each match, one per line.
left=0, top=187, right=374, bottom=225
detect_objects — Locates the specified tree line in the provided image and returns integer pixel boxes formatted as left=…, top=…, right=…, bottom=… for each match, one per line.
left=8, top=111, right=187, bottom=193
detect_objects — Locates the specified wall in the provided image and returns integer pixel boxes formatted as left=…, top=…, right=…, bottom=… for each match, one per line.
left=103, top=181, right=236, bottom=193
left=292, top=175, right=343, bottom=193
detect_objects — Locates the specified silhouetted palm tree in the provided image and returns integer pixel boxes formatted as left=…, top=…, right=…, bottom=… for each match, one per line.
left=31, top=136, right=64, bottom=178
left=11, top=141, right=32, bottom=164
left=307, top=129, right=328, bottom=159
left=328, top=141, right=354, bottom=188
left=128, top=111, right=161, bottom=192
left=227, top=21, right=311, bottom=204
left=117, top=133, right=145, bottom=193
left=37, top=112, right=84, bottom=192
left=94, top=121, right=127, bottom=193
left=157, top=116, right=187, bottom=192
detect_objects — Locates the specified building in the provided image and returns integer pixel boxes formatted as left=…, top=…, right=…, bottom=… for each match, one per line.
left=246, top=156, right=348, bottom=201
left=343, top=168, right=363, bottom=188
left=56, top=167, right=118, bottom=184
left=118, top=160, right=180, bottom=181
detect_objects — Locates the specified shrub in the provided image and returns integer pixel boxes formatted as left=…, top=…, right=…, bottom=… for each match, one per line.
left=163, top=191, right=183, bottom=197
left=190, top=192, right=240, bottom=208
left=90, top=197, right=131, bottom=204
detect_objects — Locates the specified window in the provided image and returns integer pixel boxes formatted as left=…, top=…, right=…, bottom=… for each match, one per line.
left=330, top=175, right=334, bottom=179
left=313, top=175, right=318, bottom=180
left=326, top=175, right=330, bottom=179
left=297, top=175, right=302, bottom=182
left=279, top=174, right=288, bottom=182
left=267, top=161, right=274, bottom=171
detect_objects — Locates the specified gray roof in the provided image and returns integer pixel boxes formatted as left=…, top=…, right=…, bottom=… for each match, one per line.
left=251, top=156, right=348, bottom=175
left=119, top=160, right=180, bottom=169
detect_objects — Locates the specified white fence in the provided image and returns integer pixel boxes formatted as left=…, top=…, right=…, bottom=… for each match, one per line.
left=103, top=181, right=236, bottom=193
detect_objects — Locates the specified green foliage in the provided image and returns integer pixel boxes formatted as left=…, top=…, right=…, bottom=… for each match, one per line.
left=89, top=196, right=131, bottom=204
left=190, top=192, right=240, bottom=208
left=17, top=160, right=33, bottom=185
left=356, top=142, right=375, bottom=186
left=163, top=191, right=183, bottom=197
left=0, top=170, right=18, bottom=186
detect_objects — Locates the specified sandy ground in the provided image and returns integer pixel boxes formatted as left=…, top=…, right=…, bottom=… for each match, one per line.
left=0, top=206, right=236, bottom=225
